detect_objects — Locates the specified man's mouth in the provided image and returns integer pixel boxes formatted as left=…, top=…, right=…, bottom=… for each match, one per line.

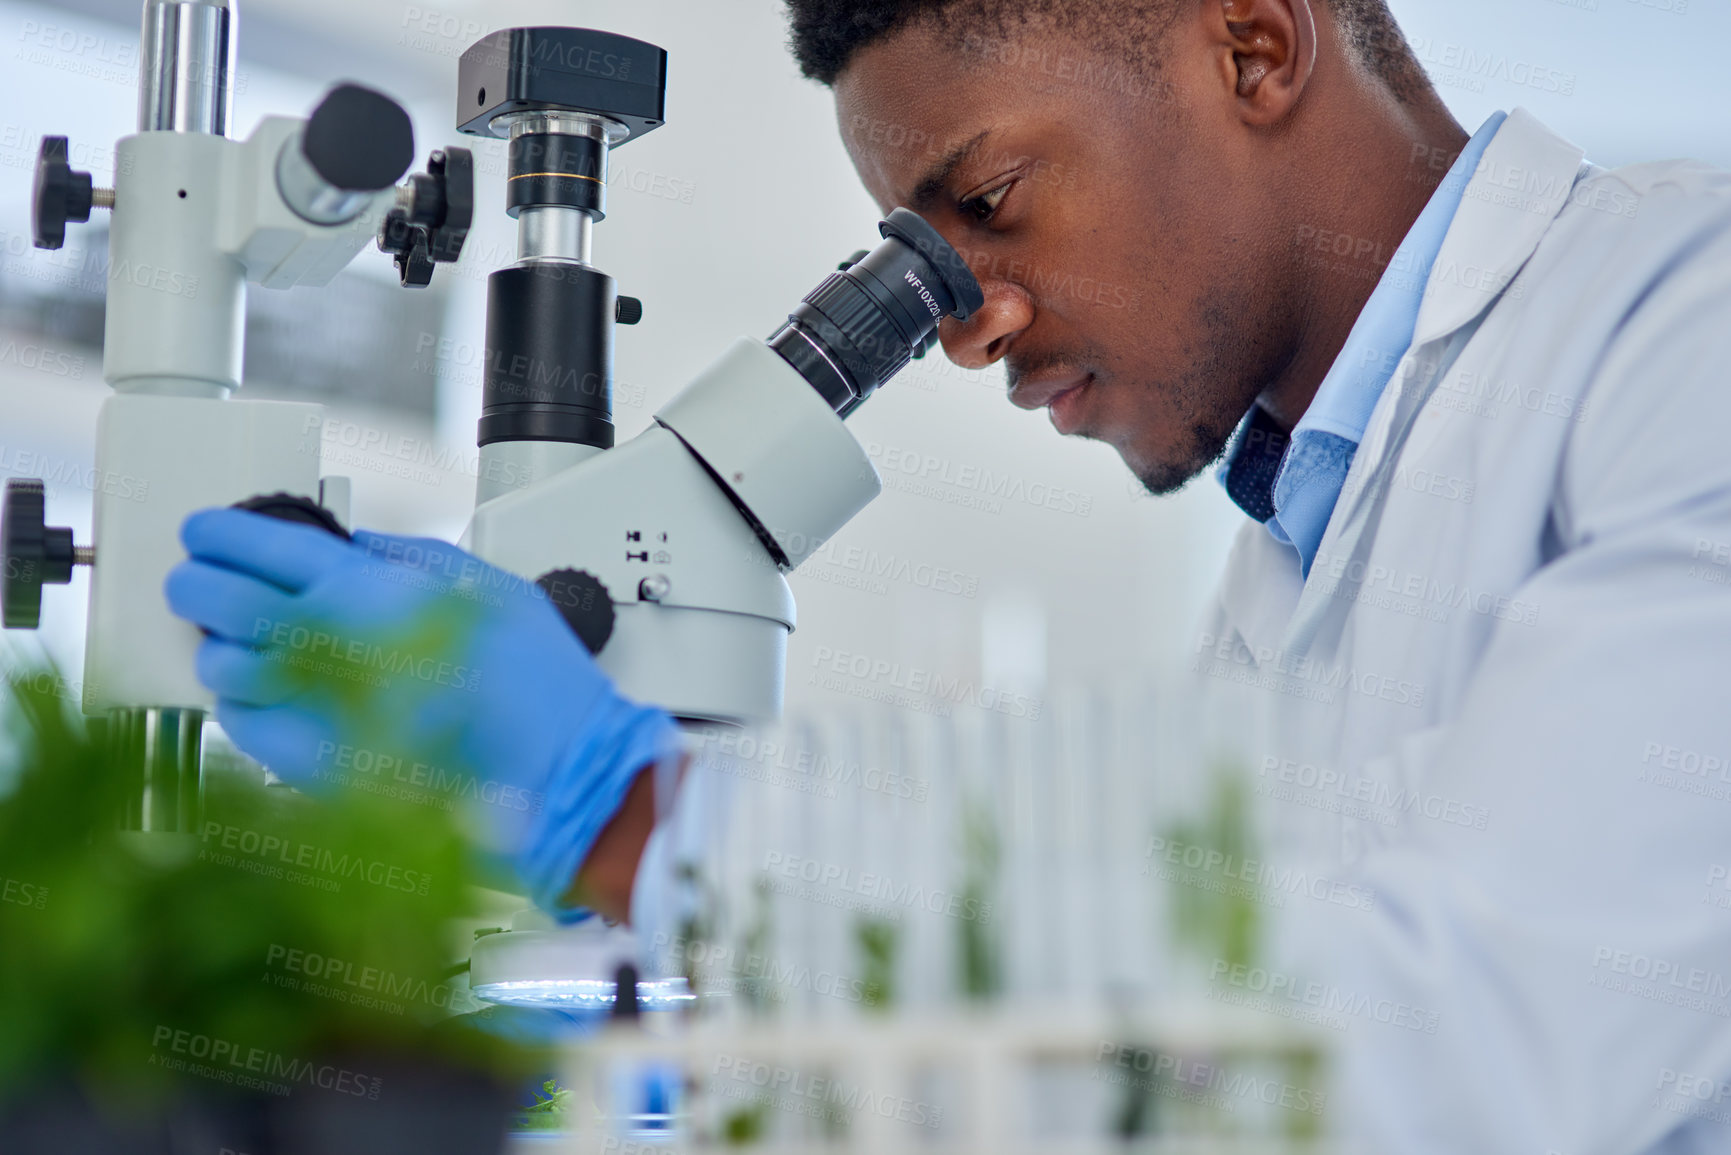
left=1009, top=368, right=1094, bottom=435
left=1046, top=376, right=1093, bottom=435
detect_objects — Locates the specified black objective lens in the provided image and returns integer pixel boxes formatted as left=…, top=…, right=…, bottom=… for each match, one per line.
left=770, top=208, right=983, bottom=416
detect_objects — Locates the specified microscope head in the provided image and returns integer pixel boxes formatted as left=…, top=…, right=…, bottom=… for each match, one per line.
left=454, top=28, right=670, bottom=474
left=457, top=28, right=666, bottom=145
left=456, top=28, right=666, bottom=233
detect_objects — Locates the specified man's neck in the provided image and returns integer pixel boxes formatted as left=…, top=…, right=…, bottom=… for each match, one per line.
left=1256, top=98, right=1471, bottom=432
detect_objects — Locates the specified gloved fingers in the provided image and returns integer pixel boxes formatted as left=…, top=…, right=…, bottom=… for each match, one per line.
left=212, top=699, right=341, bottom=790
left=194, top=636, right=296, bottom=707
left=165, top=558, right=297, bottom=643
left=180, top=508, right=354, bottom=595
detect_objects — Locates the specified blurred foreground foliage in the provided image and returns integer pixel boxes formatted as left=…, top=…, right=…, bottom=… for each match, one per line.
left=0, top=663, right=539, bottom=1113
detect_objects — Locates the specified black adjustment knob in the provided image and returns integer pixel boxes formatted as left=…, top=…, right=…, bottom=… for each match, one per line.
left=394, top=242, right=437, bottom=289
left=3, top=479, right=80, bottom=630
left=615, top=296, right=643, bottom=326
left=33, top=137, right=94, bottom=251
left=304, top=84, right=416, bottom=192
left=380, top=147, right=475, bottom=287
left=535, top=568, right=615, bottom=656
left=231, top=492, right=351, bottom=540
left=612, top=962, right=641, bottom=1021
left=424, top=148, right=473, bottom=263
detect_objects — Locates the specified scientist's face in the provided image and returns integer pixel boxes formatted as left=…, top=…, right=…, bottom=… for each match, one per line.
left=834, top=11, right=1310, bottom=493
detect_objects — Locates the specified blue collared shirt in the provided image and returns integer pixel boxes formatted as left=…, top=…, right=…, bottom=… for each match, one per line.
left=1217, top=111, right=1508, bottom=576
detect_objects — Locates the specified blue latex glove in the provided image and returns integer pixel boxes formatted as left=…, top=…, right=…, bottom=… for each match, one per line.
left=163, top=508, right=681, bottom=918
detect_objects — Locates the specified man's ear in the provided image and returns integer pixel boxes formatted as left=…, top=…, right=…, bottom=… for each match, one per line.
left=1215, top=0, right=1317, bottom=125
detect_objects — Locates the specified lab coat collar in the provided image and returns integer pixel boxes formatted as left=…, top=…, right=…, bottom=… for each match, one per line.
left=1410, top=107, right=1587, bottom=349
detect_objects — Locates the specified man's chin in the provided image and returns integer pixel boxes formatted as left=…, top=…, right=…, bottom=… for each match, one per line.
left=1120, top=420, right=1243, bottom=498
left=1114, top=440, right=1214, bottom=497
left=1132, top=463, right=1206, bottom=497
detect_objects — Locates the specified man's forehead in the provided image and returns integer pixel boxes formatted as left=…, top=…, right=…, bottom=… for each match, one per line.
left=834, top=33, right=1005, bottom=206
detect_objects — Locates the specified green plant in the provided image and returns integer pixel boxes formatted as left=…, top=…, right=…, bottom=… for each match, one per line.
left=1162, top=768, right=1260, bottom=972
left=0, top=664, right=539, bottom=1113
left=853, top=916, right=898, bottom=1012
left=956, top=800, right=1002, bottom=1001
left=518, top=1078, right=573, bottom=1131
left=738, top=874, right=777, bottom=1015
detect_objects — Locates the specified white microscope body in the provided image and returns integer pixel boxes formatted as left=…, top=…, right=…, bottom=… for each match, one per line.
left=464, top=338, right=880, bottom=724
left=6, top=0, right=471, bottom=828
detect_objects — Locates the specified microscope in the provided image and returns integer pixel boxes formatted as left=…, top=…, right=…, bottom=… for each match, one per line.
left=447, top=27, right=983, bottom=1006
left=452, top=26, right=983, bottom=724
left=1, top=0, right=473, bottom=830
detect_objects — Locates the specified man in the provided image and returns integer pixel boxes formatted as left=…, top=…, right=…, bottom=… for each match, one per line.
left=168, top=0, right=1731, bottom=1150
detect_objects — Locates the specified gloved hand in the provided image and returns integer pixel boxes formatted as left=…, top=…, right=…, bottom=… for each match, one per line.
left=163, top=508, right=681, bottom=918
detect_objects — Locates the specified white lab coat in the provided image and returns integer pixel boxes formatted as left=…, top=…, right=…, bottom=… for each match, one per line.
left=1191, top=107, right=1731, bottom=1154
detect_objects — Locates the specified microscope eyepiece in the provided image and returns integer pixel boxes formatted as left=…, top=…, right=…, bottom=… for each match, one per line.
left=770, top=208, right=984, bottom=416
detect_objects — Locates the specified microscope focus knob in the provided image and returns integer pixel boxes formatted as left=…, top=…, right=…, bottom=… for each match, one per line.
left=32, top=137, right=95, bottom=251
left=535, top=568, right=615, bottom=656
left=231, top=492, right=352, bottom=540
left=615, top=296, right=644, bottom=326
left=3, top=479, right=85, bottom=630
left=304, top=84, right=416, bottom=193
left=380, top=147, right=475, bottom=287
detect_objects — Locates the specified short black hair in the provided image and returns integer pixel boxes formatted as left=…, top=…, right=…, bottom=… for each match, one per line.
left=785, top=0, right=1432, bottom=105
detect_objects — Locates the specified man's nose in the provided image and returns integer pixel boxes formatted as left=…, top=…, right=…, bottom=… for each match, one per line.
left=937, top=279, right=1034, bottom=370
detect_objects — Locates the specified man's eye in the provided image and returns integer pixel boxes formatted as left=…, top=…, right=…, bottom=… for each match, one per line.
left=962, top=184, right=1010, bottom=222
